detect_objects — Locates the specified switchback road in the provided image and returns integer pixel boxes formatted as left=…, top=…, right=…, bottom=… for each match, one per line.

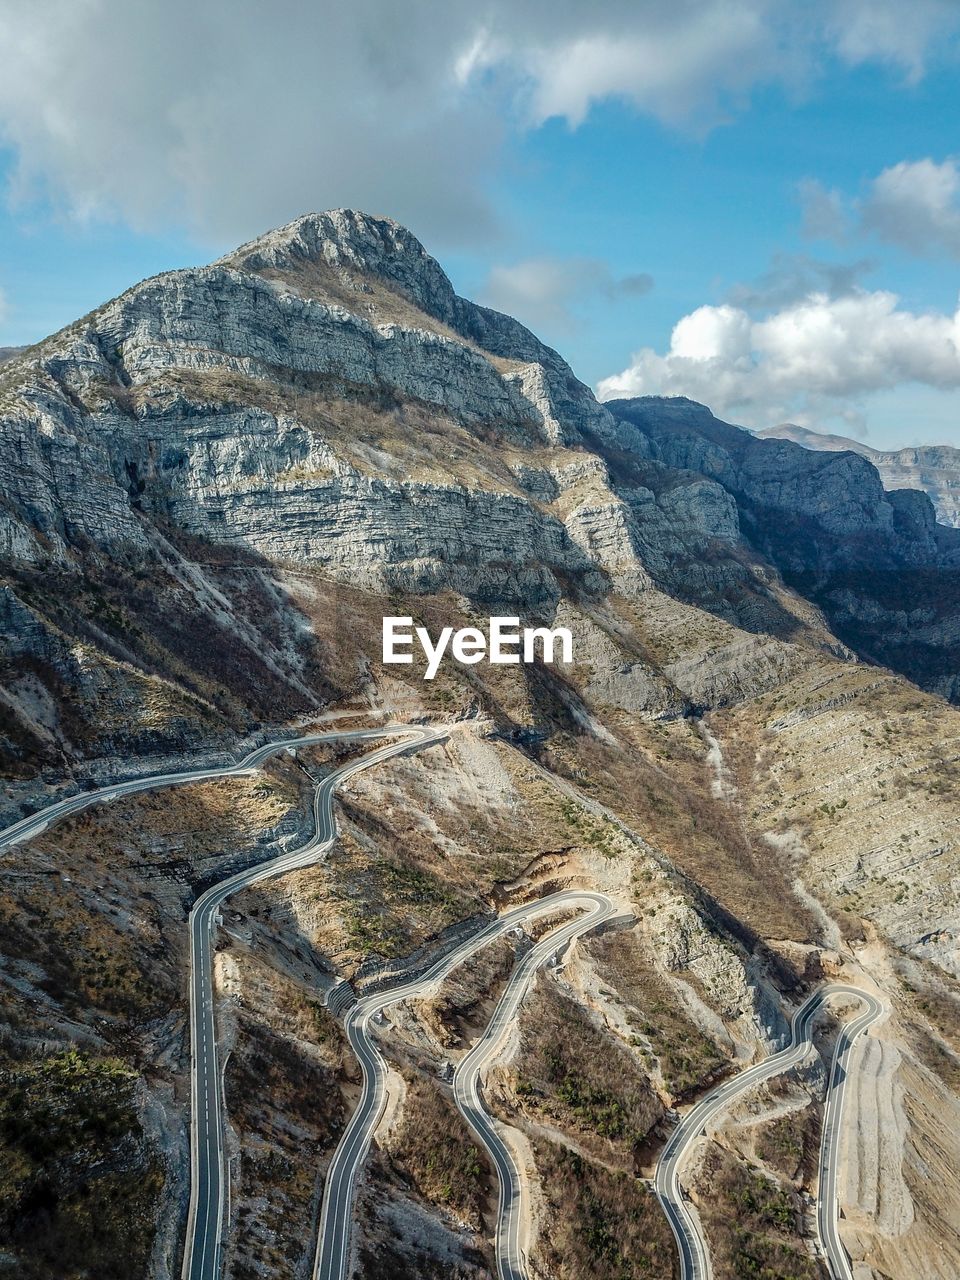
left=0, top=726, right=433, bottom=853
left=181, top=725, right=445, bottom=1280
left=0, top=722, right=446, bottom=1280
left=816, top=989, right=887, bottom=1279
left=314, top=890, right=617, bottom=1280
left=452, top=893, right=619, bottom=1280
left=653, top=983, right=886, bottom=1280
left=1, top=742, right=886, bottom=1280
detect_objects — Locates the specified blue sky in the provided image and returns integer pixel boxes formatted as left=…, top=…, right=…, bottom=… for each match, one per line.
left=2, top=1, right=960, bottom=447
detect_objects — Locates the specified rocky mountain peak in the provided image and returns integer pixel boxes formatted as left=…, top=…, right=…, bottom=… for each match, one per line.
left=5, top=216, right=960, bottom=711
left=219, top=208, right=460, bottom=327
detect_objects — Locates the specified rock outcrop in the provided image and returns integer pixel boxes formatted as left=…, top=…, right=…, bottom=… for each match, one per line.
left=759, top=422, right=960, bottom=529
left=4, top=211, right=960, bottom=1280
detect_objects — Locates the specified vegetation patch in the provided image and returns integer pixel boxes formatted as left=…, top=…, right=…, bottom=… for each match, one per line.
left=225, top=1013, right=347, bottom=1277
left=531, top=1137, right=676, bottom=1280
left=755, top=1095, right=821, bottom=1182
left=0, top=1050, right=161, bottom=1280
left=588, top=928, right=728, bottom=1102
left=697, top=1145, right=822, bottom=1280
left=384, top=1074, right=490, bottom=1230
left=512, top=975, right=663, bottom=1157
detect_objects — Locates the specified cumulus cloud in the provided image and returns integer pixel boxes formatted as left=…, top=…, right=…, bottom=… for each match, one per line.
left=481, top=257, right=652, bottom=331
left=0, top=1, right=956, bottom=245
left=802, top=157, right=960, bottom=260
left=596, top=289, right=960, bottom=426
left=0, top=0, right=502, bottom=245
left=861, top=158, right=960, bottom=257
left=822, top=0, right=957, bottom=81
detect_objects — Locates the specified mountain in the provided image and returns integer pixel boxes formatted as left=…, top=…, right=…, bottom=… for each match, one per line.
left=2, top=213, right=959, bottom=1280
left=609, top=395, right=960, bottom=704
left=758, top=421, right=960, bottom=528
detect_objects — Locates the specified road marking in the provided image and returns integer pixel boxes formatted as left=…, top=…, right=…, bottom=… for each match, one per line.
left=313, top=890, right=618, bottom=1280
left=0, top=723, right=445, bottom=1280
left=653, top=984, right=886, bottom=1280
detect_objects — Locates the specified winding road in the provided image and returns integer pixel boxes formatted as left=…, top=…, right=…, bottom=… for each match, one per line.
left=180, top=725, right=445, bottom=1280
left=314, top=890, right=617, bottom=1280
left=1, top=736, right=888, bottom=1280
left=0, top=722, right=447, bottom=1280
left=654, top=983, right=886, bottom=1280
left=0, top=726, right=433, bottom=855
left=816, top=989, right=887, bottom=1279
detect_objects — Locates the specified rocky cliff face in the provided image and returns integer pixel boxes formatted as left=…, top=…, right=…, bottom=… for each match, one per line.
left=0, top=211, right=648, bottom=596
left=0, top=211, right=816, bottom=782
left=3, top=211, right=960, bottom=782
left=607, top=395, right=960, bottom=703
left=2, top=210, right=960, bottom=980
left=759, top=422, right=960, bottom=529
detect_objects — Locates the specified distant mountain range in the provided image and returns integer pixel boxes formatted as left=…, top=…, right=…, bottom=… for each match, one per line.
left=758, top=422, right=960, bottom=527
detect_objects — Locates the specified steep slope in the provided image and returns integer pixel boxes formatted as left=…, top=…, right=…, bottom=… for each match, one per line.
left=0, top=211, right=838, bottom=800
left=759, top=422, right=960, bottom=529
left=608, top=395, right=960, bottom=703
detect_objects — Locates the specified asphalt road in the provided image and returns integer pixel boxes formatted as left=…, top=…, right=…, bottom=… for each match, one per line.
left=180, top=725, right=445, bottom=1280
left=453, top=893, right=619, bottom=1280
left=2, top=740, right=886, bottom=1280
left=0, top=721, right=445, bottom=1280
left=816, top=989, right=887, bottom=1280
left=313, top=890, right=617, bottom=1280
left=0, top=725, right=435, bottom=854
left=653, top=983, right=886, bottom=1280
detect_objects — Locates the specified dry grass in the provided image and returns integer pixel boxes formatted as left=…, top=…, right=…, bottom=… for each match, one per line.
left=587, top=929, right=728, bottom=1102
left=0, top=1050, right=162, bottom=1280
left=224, top=951, right=351, bottom=1280
left=412, top=935, right=519, bottom=1048
left=539, top=726, right=820, bottom=947
left=511, top=974, right=663, bottom=1161
left=713, top=661, right=960, bottom=974
left=247, top=257, right=525, bottom=379
left=259, top=732, right=632, bottom=974
left=754, top=1091, right=822, bottom=1183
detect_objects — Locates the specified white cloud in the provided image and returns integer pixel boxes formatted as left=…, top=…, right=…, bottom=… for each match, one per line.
left=507, top=9, right=781, bottom=129
left=0, top=0, right=502, bottom=245
left=823, top=0, right=957, bottom=82
left=861, top=158, right=960, bottom=258
left=801, top=157, right=960, bottom=260
left=597, top=289, right=960, bottom=427
left=0, top=1, right=956, bottom=244
left=481, top=257, right=652, bottom=331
